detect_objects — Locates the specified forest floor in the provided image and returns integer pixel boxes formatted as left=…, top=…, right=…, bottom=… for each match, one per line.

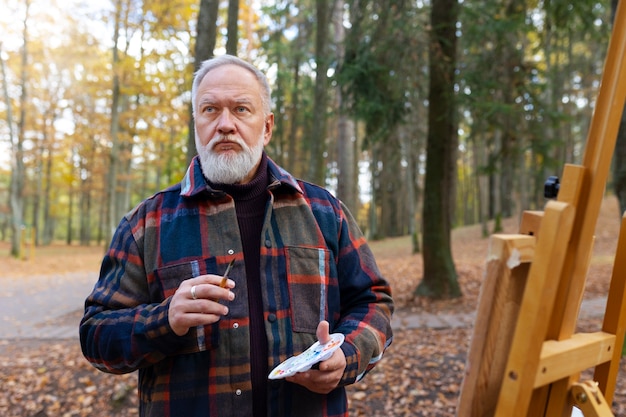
left=1, top=196, right=625, bottom=416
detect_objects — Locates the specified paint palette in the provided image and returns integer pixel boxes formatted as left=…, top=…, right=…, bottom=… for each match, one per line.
left=268, top=333, right=345, bottom=380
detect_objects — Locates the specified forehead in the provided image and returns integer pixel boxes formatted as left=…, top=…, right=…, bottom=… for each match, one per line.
left=197, top=64, right=262, bottom=103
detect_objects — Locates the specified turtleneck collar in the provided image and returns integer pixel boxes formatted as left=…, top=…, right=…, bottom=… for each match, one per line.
left=207, top=153, right=269, bottom=203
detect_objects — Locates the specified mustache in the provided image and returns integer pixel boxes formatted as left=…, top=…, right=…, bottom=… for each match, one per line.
left=209, top=135, right=247, bottom=150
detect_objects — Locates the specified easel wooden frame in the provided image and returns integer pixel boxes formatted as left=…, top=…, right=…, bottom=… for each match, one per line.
left=457, top=1, right=626, bottom=416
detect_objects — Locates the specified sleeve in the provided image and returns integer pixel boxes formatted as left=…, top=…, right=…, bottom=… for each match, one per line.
left=79, top=217, right=190, bottom=374
left=332, top=201, right=394, bottom=386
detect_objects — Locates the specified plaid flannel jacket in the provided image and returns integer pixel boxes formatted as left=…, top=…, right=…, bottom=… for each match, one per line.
left=80, top=156, right=394, bottom=417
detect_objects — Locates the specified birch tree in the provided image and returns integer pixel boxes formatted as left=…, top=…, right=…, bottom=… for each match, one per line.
left=7, top=1, right=31, bottom=258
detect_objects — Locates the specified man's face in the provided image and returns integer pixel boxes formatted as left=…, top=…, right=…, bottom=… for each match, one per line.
left=194, top=64, right=274, bottom=184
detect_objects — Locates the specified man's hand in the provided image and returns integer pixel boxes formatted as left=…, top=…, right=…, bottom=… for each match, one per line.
left=286, top=321, right=347, bottom=394
left=168, top=275, right=235, bottom=336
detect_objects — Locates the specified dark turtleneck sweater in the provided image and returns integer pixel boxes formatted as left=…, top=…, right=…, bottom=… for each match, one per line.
left=208, top=154, right=269, bottom=417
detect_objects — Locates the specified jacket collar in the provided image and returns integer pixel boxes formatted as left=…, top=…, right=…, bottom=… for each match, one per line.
left=180, top=154, right=303, bottom=198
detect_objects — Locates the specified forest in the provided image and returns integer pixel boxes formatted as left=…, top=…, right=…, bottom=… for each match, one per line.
left=2, top=0, right=625, bottom=298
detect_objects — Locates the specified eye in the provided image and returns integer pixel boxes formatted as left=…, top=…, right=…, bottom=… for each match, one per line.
left=235, top=106, right=248, bottom=113
left=202, top=105, right=216, bottom=113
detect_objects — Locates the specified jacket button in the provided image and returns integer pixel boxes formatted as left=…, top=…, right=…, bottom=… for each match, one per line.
left=233, top=322, right=239, bottom=329
left=265, top=239, right=271, bottom=248
left=235, top=389, right=242, bottom=396
left=267, top=313, right=277, bottom=322
left=227, top=249, right=235, bottom=255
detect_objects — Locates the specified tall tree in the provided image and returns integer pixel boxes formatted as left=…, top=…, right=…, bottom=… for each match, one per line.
left=0, top=40, right=11, bottom=244
left=105, top=0, right=126, bottom=247
left=497, top=0, right=526, bottom=219
left=7, top=1, right=31, bottom=258
left=333, top=0, right=358, bottom=213
left=264, top=1, right=316, bottom=178
left=306, top=0, right=331, bottom=186
left=186, top=0, right=219, bottom=164
left=338, top=0, right=413, bottom=238
left=226, top=0, right=239, bottom=55
left=416, top=0, right=462, bottom=298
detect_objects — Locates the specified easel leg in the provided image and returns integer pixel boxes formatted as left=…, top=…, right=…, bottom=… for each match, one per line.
left=593, top=211, right=626, bottom=405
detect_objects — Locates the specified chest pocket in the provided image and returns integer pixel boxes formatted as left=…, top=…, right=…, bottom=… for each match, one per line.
left=151, top=260, right=201, bottom=301
left=285, top=246, right=330, bottom=333
left=151, top=259, right=223, bottom=353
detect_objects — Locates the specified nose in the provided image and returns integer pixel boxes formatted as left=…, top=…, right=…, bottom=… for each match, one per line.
left=217, top=110, right=236, bottom=134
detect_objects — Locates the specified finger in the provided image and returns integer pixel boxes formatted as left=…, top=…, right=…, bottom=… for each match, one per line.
left=189, top=275, right=236, bottom=289
left=187, top=283, right=235, bottom=302
left=316, top=320, right=330, bottom=344
left=176, top=311, right=225, bottom=329
left=168, top=299, right=228, bottom=336
left=189, top=298, right=230, bottom=315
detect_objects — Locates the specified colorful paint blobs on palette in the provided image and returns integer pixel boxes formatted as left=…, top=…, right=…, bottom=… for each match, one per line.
left=268, top=333, right=345, bottom=380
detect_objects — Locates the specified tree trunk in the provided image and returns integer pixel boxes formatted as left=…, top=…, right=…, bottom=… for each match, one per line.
left=406, top=128, right=420, bottom=253
left=32, top=131, right=44, bottom=247
left=490, top=130, right=502, bottom=232
left=287, top=28, right=304, bottom=175
left=0, top=42, right=11, bottom=245
left=333, top=0, right=357, bottom=212
left=42, top=131, right=54, bottom=245
left=186, top=0, right=219, bottom=164
left=379, top=134, right=403, bottom=237
left=79, top=139, right=94, bottom=246
left=368, top=143, right=380, bottom=240
left=118, top=138, right=133, bottom=219
left=66, top=170, right=74, bottom=245
left=307, top=0, right=330, bottom=186
left=473, top=131, right=490, bottom=237
left=105, top=0, right=123, bottom=248
left=407, top=53, right=429, bottom=253
left=415, top=0, right=461, bottom=299
left=226, top=0, right=239, bottom=55
left=7, top=2, right=31, bottom=258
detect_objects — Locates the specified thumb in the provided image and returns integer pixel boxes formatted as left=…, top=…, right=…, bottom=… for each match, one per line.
left=316, top=320, right=331, bottom=344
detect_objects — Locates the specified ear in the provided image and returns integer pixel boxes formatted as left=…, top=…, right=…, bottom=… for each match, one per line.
left=263, top=113, right=274, bottom=146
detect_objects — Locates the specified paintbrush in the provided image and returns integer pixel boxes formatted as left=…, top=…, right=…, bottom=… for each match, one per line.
left=220, top=259, right=235, bottom=288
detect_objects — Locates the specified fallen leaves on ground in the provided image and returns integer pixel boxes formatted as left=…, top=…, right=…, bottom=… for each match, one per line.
left=0, top=340, right=138, bottom=417
left=1, top=197, right=625, bottom=416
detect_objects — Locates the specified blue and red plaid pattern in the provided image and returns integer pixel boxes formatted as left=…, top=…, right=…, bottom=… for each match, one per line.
left=80, top=156, right=394, bottom=417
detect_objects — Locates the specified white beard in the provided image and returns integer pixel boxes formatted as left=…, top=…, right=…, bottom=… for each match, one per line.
left=196, top=130, right=265, bottom=184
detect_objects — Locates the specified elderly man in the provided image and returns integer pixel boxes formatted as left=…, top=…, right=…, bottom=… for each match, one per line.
left=80, top=54, right=393, bottom=417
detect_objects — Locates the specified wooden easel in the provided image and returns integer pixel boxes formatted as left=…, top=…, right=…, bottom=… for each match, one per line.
left=457, top=1, right=626, bottom=416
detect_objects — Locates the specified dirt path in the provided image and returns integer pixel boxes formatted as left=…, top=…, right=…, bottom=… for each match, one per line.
left=0, top=272, right=96, bottom=339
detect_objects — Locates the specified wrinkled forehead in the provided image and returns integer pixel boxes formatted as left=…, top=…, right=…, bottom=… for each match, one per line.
left=202, top=64, right=259, bottom=86
left=199, top=65, right=264, bottom=100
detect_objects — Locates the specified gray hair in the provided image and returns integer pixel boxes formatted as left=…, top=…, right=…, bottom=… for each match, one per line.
left=191, top=55, right=272, bottom=117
